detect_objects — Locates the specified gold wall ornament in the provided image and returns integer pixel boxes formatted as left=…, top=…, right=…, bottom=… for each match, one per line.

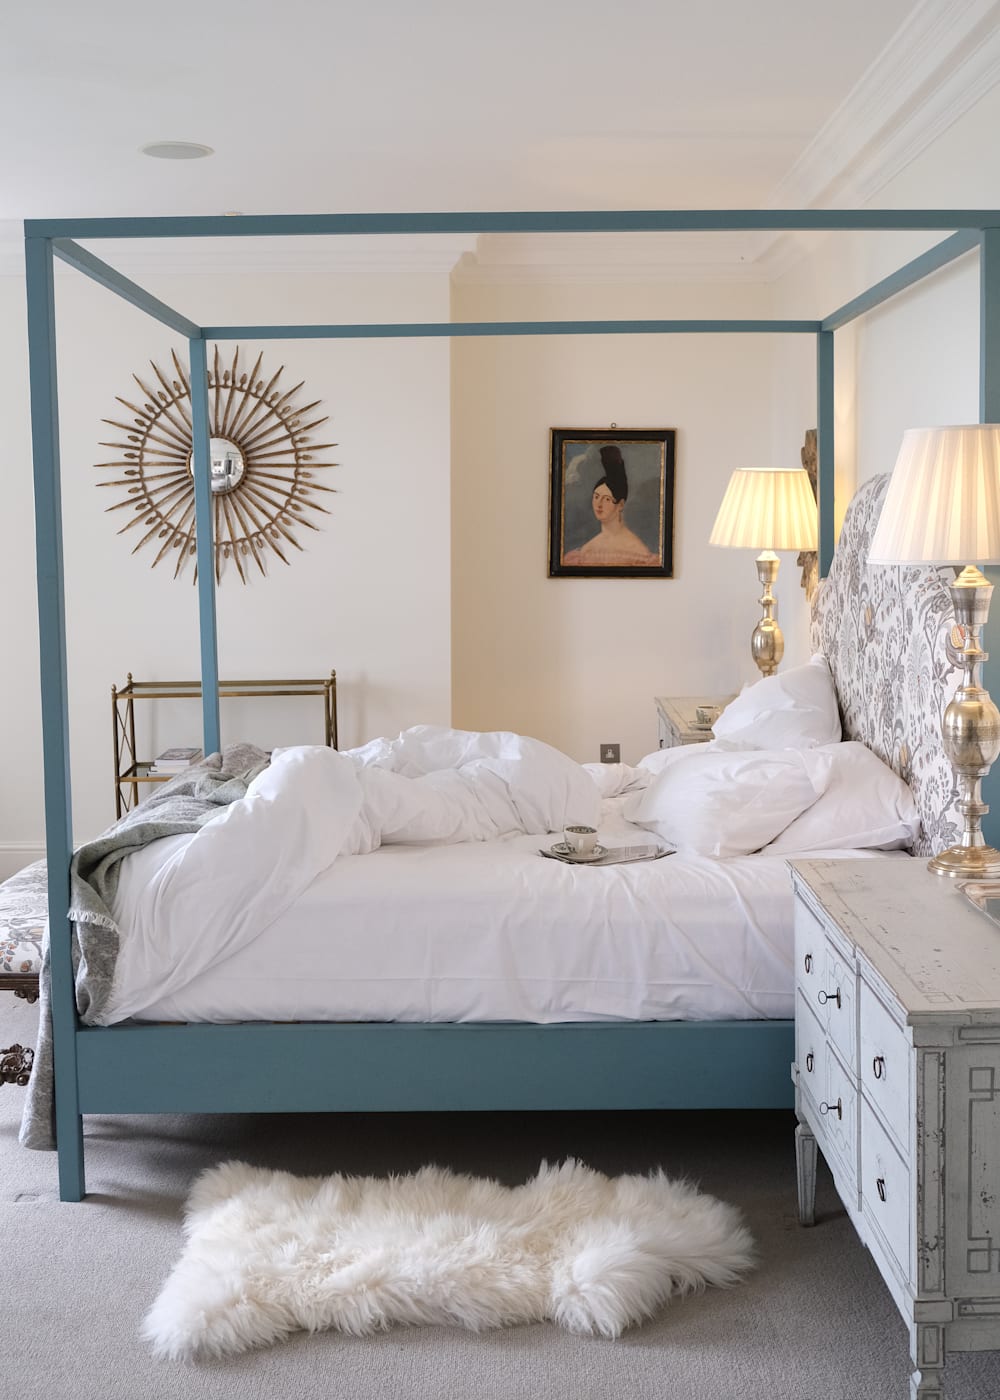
left=95, top=347, right=337, bottom=583
left=797, top=427, right=819, bottom=602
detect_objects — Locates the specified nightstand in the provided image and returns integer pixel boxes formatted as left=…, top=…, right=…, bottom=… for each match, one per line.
left=791, top=857, right=1000, bottom=1399
left=654, top=695, right=734, bottom=749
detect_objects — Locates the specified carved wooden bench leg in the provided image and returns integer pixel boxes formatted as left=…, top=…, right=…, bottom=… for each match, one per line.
left=1, top=978, right=41, bottom=1086
left=0, top=1043, right=34, bottom=1087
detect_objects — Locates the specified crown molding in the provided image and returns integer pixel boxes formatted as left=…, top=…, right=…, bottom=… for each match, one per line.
left=452, top=232, right=768, bottom=285
left=753, top=0, right=1000, bottom=278
left=767, top=0, right=1000, bottom=210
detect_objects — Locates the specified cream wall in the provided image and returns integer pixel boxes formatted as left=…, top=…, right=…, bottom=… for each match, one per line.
left=0, top=265, right=452, bottom=858
left=450, top=279, right=787, bottom=765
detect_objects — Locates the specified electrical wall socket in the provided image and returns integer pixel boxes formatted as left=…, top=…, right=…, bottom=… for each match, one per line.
left=600, top=743, right=621, bottom=764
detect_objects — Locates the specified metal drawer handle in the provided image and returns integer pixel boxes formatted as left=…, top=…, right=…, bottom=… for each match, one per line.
left=804, top=953, right=813, bottom=974
left=818, top=988, right=842, bottom=1009
left=819, top=1098, right=843, bottom=1120
left=805, top=1052, right=814, bottom=1074
left=872, top=1055, right=885, bottom=1080
left=876, top=1177, right=886, bottom=1203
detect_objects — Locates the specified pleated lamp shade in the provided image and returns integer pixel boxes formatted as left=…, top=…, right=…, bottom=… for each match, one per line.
left=869, top=425, right=1000, bottom=564
left=709, top=468, right=817, bottom=551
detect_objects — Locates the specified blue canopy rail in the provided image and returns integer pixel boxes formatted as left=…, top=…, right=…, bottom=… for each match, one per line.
left=24, top=209, right=999, bottom=1200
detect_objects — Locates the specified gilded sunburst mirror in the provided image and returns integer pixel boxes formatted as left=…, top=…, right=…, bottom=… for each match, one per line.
left=95, top=347, right=337, bottom=582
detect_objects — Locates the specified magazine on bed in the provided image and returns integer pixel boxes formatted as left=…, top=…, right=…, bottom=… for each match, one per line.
left=540, top=844, right=674, bottom=866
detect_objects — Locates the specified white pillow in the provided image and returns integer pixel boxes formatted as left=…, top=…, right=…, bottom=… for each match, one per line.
left=711, top=654, right=842, bottom=751
left=762, top=741, right=920, bottom=853
left=623, top=746, right=833, bottom=857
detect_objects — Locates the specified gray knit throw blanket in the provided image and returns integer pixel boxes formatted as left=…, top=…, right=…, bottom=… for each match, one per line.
left=20, top=744, right=269, bottom=1151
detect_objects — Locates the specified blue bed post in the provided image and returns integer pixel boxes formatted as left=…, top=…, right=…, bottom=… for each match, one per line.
left=980, top=227, right=1000, bottom=851
left=24, top=232, right=86, bottom=1201
left=188, top=338, right=221, bottom=756
left=816, top=330, right=835, bottom=577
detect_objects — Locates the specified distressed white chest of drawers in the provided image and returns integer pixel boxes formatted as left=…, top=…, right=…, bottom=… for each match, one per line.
left=791, top=858, right=1000, bottom=1400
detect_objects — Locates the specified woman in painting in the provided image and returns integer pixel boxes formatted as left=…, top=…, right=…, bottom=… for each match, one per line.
left=562, top=445, right=659, bottom=567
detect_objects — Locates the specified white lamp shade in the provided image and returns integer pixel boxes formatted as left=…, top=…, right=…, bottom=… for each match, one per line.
left=709, top=468, right=817, bottom=551
left=869, top=425, right=1000, bottom=565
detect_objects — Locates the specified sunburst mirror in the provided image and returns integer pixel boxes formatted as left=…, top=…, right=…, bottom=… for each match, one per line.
left=95, top=347, right=337, bottom=583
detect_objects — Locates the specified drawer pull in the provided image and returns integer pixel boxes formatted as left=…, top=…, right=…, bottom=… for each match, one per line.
left=872, top=1055, right=885, bottom=1080
left=805, top=1052, right=814, bottom=1073
left=820, top=1098, right=843, bottom=1120
left=876, top=1177, right=886, bottom=1203
left=818, top=988, right=842, bottom=1009
left=804, top=953, right=813, bottom=974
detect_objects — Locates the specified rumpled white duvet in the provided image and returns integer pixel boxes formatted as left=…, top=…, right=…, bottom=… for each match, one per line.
left=105, top=726, right=891, bottom=1028
left=106, top=728, right=600, bottom=1025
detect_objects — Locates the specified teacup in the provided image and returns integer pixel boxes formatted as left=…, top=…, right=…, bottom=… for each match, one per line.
left=564, top=824, right=598, bottom=857
left=696, top=705, right=722, bottom=727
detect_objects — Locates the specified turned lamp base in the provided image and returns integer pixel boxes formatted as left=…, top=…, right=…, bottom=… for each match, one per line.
left=751, top=551, right=784, bottom=678
left=930, top=845, right=1000, bottom=880
left=929, top=566, right=1000, bottom=879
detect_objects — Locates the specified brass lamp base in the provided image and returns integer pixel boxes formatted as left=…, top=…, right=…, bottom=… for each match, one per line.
left=929, top=844, right=1000, bottom=880
left=929, top=565, right=1000, bottom=879
left=751, top=550, right=784, bottom=678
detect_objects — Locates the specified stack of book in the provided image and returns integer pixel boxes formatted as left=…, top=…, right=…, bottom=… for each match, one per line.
left=149, top=746, right=203, bottom=776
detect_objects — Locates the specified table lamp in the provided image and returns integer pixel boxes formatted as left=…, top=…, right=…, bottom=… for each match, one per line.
left=869, top=425, right=1000, bottom=879
left=709, top=467, right=818, bottom=677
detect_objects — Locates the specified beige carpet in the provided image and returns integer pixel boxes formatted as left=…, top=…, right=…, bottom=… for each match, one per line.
left=2, top=993, right=998, bottom=1400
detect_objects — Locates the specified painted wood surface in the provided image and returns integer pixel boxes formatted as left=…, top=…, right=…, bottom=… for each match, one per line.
left=791, top=858, right=1000, bottom=1399
left=74, top=1019, right=795, bottom=1115
left=792, top=859, right=1000, bottom=1016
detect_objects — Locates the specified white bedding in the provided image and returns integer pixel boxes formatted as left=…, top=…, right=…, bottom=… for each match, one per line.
left=105, top=733, right=900, bottom=1027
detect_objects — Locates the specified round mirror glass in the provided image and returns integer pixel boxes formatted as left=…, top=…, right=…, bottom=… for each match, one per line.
left=188, top=436, right=246, bottom=494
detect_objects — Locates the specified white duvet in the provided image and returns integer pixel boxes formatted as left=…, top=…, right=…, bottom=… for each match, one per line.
left=106, top=726, right=898, bottom=1028
left=106, top=728, right=600, bottom=1025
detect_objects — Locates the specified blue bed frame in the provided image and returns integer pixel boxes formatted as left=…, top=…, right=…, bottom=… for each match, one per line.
left=23, top=209, right=1000, bottom=1200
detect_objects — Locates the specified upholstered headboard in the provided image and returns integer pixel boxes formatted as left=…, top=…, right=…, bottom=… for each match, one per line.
left=811, top=472, right=961, bottom=857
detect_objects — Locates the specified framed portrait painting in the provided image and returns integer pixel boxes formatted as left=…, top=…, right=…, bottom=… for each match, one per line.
left=548, top=428, right=675, bottom=578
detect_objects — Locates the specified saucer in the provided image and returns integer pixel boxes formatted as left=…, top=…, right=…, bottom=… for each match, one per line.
left=550, top=842, right=607, bottom=862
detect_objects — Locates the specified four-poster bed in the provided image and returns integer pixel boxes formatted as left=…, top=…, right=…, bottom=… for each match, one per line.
left=22, top=208, right=1000, bottom=1202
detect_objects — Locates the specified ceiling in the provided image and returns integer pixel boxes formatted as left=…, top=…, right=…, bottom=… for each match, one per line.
left=0, top=1, right=990, bottom=274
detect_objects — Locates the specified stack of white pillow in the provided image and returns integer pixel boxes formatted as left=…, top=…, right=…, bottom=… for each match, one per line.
left=624, top=655, right=920, bottom=858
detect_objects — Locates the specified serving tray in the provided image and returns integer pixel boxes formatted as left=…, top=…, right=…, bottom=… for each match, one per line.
left=540, top=845, right=673, bottom=867
left=960, top=881, right=1000, bottom=931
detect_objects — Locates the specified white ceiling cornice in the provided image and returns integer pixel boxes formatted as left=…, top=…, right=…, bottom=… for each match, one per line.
left=458, top=0, right=1000, bottom=286
left=766, top=0, right=1000, bottom=211
left=755, top=0, right=1000, bottom=279
left=452, top=233, right=768, bottom=286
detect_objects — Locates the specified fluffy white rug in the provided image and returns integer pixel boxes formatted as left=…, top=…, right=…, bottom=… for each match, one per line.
left=143, top=1158, right=755, bottom=1359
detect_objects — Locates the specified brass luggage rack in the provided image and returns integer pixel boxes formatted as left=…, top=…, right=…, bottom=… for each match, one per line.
left=111, top=671, right=337, bottom=816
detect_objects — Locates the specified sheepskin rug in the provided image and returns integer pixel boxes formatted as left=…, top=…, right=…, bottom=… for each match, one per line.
left=143, top=1158, right=755, bottom=1359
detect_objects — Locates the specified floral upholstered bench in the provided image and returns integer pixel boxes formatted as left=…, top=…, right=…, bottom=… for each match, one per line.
left=0, top=860, right=46, bottom=1087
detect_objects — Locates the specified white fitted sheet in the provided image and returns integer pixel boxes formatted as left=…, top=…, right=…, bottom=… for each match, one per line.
left=130, top=798, right=896, bottom=1026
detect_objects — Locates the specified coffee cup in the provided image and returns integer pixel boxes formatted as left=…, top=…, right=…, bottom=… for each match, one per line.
left=564, top=824, right=598, bottom=856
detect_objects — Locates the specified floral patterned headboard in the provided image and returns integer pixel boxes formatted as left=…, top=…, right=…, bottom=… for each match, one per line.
left=811, top=472, right=960, bottom=857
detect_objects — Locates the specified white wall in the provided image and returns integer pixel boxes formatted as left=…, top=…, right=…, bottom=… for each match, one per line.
left=767, top=86, right=1000, bottom=668
left=0, top=264, right=452, bottom=856
left=771, top=86, right=1000, bottom=497
left=450, top=278, right=792, bottom=765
